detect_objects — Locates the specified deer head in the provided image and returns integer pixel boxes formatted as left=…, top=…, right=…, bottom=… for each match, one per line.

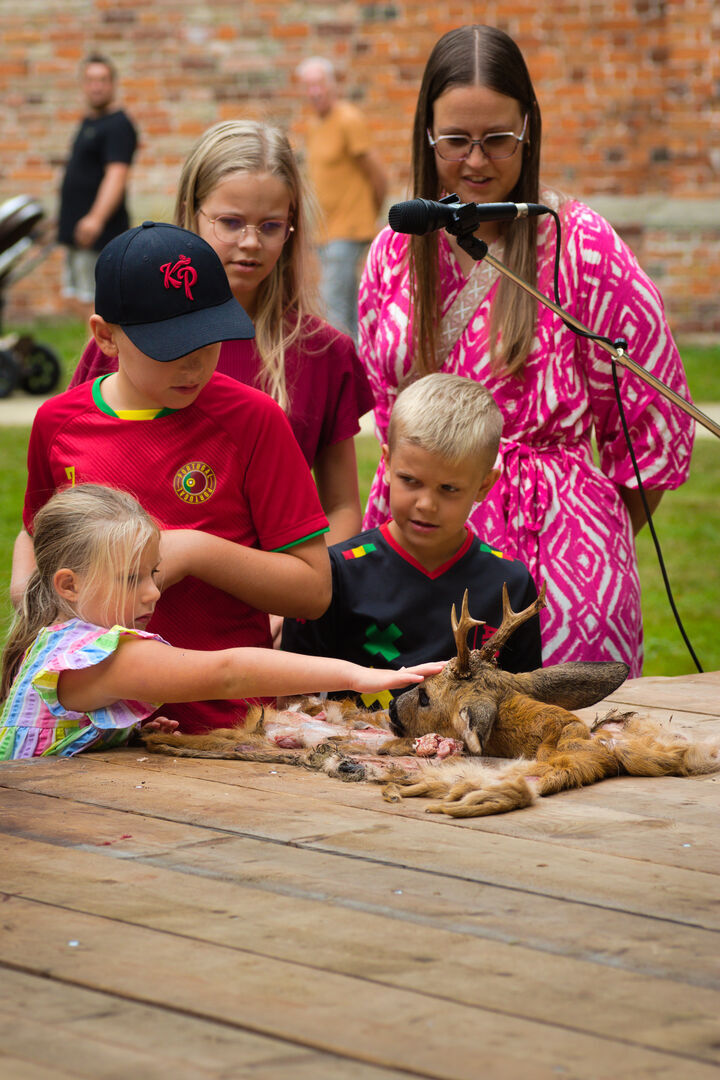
left=388, top=584, right=629, bottom=755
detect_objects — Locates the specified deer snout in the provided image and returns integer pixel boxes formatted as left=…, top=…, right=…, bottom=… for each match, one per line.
left=391, top=682, right=453, bottom=742
left=388, top=697, right=404, bottom=737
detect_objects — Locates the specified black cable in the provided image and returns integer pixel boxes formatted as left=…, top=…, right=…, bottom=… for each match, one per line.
left=546, top=212, right=703, bottom=673
left=610, top=358, right=703, bottom=672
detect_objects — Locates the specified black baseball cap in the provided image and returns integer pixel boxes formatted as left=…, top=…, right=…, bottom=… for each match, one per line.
left=94, top=221, right=255, bottom=362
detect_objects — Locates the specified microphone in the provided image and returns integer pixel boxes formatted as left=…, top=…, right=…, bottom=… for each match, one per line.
left=388, top=196, right=549, bottom=236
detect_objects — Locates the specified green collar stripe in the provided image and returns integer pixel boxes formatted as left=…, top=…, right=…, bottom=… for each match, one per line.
left=91, top=375, right=176, bottom=419
left=92, top=375, right=116, bottom=416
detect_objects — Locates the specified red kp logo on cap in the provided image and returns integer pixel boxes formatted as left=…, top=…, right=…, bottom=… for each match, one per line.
left=160, top=254, right=198, bottom=300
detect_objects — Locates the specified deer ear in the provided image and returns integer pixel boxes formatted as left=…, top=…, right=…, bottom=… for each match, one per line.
left=456, top=701, right=498, bottom=755
left=516, top=661, right=629, bottom=710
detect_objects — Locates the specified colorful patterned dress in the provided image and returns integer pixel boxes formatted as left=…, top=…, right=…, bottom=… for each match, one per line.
left=0, top=620, right=166, bottom=759
left=358, top=198, right=694, bottom=676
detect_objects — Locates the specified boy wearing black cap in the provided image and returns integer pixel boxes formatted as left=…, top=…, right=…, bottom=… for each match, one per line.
left=12, top=222, right=331, bottom=733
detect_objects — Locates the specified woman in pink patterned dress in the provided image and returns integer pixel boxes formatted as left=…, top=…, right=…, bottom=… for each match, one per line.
left=359, top=25, right=694, bottom=676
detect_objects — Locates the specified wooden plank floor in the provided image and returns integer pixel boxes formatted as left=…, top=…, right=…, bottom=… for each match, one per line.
left=2, top=672, right=719, bottom=1079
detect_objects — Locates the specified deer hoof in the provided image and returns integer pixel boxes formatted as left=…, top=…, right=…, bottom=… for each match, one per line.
left=382, top=784, right=402, bottom=802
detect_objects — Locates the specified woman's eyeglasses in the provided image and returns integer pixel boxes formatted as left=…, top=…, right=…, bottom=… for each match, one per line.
left=427, top=115, right=528, bottom=162
left=198, top=209, right=294, bottom=245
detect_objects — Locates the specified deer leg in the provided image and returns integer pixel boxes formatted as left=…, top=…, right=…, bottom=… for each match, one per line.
left=534, top=736, right=617, bottom=796
left=426, top=773, right=536, bottom=817
left=143, top=727, right=246, bottom=754
left=382, top=760, right=489, bottom=803
left=586, top=715, right=719, bottom=778
left=612, top=728, right=720, bottom=778
left=382, top=773, right=455, bottom=803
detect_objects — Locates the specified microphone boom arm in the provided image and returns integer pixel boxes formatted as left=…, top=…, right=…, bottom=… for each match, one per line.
left=450, top=225, right=720, bottom=440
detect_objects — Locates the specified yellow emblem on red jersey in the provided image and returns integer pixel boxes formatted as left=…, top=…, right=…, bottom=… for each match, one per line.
left=173, top=461, right=217, bottom=504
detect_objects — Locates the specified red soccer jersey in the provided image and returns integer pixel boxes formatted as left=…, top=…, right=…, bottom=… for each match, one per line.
left=69, top=315, right=374, bottom=468
left=24, top=372, right=329, bottom=732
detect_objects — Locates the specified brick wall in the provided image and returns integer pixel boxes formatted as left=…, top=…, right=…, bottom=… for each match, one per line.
left=1, top=0, right=718, bottom=333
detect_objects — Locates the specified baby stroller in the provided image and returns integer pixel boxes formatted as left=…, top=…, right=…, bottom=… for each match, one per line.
left=0, top=194, right=62, bottom=399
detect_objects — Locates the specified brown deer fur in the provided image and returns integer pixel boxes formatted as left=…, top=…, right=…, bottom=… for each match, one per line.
left=144, top=586, right=720, bottom=817
left=382, top=711, right=720, bottom=817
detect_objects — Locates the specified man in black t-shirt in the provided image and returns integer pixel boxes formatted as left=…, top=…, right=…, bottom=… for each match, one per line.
left=58, top=54, right=138, bottom=313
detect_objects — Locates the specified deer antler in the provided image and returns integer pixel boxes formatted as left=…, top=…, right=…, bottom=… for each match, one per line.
left=451, top=589, right=486, bottom=676
left=478, top=581, right=547, bottom=664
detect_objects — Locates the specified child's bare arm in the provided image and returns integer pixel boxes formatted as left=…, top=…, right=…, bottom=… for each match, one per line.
left=159, top=530, right=331, bottom=618
left=10, top=529, right=36, bottom=609
left=313, top=437, right=363, bottom=545
left=56, top=637, right=445, bottom=714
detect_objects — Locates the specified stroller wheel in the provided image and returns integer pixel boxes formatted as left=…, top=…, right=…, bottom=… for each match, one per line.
left=18, top=342, right=62, bottom=395
left=0, top=348, right=19, bottom=398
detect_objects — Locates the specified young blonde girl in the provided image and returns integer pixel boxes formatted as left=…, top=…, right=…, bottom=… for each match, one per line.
left=1, top=485, right=442, bottom=760
left=70, top=120, right=373, bottom=544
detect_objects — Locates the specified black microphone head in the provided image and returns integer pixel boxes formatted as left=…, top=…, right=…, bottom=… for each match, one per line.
left=388, top=198, right=451, bottom=235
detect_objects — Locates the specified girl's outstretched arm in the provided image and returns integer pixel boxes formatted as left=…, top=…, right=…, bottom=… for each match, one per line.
left=57, top=637, right=446, bottom=714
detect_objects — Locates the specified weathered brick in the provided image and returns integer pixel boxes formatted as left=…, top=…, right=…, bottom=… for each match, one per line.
left=1, top=0, right=717, bottom=333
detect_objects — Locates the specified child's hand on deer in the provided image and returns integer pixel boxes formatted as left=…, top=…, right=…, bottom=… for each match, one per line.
left=141, top=716, right=180, bottom=734
left=350, top=661, right=447, bottom=695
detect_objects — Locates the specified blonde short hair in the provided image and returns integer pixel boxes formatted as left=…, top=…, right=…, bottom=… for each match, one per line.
left=388, top=373, right=502, bottom=473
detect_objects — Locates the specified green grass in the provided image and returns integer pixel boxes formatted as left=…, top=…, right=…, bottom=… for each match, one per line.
left=1, top=320, right=718, bottom=676
left=679, top=344, right=720, bottom=402
left=635, top=440, right=719, bottom=674
left=0, top=426, right=31, bottom=634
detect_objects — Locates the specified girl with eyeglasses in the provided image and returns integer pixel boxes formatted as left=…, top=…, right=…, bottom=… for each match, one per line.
left=359, top=25, right=693, bottom=678
left=70, top=120, right=373, bottom=545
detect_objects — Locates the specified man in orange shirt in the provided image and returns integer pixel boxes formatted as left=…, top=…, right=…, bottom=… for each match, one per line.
left=297, top=57, right=387, bottom=341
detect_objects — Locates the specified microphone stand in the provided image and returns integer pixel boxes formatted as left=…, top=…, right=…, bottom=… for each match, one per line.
left=448, top=224, right=720, bottom=440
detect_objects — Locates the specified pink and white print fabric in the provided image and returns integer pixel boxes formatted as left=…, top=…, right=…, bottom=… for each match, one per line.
left=358, top=199, right=694, bottom=676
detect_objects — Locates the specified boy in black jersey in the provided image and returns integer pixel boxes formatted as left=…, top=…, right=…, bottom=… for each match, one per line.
left=282, top=373, right=541, bottom=708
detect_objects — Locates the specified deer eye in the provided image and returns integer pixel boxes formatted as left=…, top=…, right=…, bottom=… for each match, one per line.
left=418, top=688, right=430, bottom=708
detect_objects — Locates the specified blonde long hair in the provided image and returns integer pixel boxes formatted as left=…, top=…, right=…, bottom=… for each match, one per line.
left=409, top=25, right=542, bottom=377
left=1, top=485, right=159, bottom=702
left=175, top=120, right=322, bottom=412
